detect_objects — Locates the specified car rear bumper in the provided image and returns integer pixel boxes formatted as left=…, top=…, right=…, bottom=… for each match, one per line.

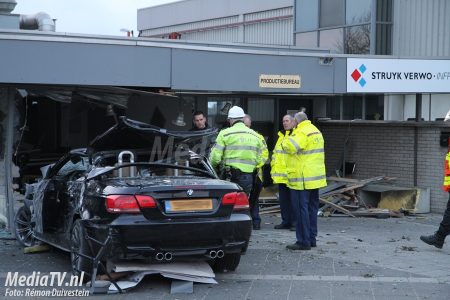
left=84, top=213, right=252, bottom=260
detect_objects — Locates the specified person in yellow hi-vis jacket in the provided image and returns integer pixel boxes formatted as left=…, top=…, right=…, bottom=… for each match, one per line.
left=243, top=114, right=269, bottom=230
left=210, top=106, right=267, bottom=229
left=282, top=112, right=327, bottom=250
left=271, top=114, right=297, bottom=230
left=420, top=111, right=450, bottom=249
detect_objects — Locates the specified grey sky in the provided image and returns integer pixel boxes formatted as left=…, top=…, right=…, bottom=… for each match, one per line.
left=13, top=0, right=179, bottom=36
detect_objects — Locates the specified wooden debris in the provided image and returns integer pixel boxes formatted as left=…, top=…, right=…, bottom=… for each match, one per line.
left=24, top=243, right=51, bottom=254
left=258, top=175, right=402, bottom=219
left=319, top=198, right=356, bottom=218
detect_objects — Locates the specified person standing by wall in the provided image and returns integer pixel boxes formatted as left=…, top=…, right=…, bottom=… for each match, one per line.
left=243, top=114, right=269, bottom=230
left=209, top=106, right=267, bottom=217
left=271, top=114, right=297, bottom=230
left=420, top=111, right=450, bottom=249
left=282, top=112, right=327, bottom=250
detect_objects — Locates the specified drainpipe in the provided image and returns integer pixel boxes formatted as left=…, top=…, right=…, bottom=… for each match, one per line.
left=20, top=12, right=55, bottom=31
left=4, top=88, right=15, bottom=231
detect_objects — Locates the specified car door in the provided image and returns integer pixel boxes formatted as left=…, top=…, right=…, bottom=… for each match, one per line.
left=34, top=152, right=89, bottom=241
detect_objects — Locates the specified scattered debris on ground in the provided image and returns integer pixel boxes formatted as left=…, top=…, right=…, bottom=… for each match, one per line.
left=260, top=176, right=423, bottom=219
left=399, top=246, right=417, bottom=252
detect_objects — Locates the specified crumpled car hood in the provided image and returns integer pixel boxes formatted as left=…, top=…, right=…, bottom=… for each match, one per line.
left=88, top=117, right=217, bottom=155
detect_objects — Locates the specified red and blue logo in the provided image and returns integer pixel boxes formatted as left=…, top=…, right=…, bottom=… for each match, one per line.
left=351, top=64, right=367, bottom=87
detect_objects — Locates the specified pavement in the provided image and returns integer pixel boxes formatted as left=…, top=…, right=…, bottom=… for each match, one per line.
left=0, top=213, right=450, bottom=299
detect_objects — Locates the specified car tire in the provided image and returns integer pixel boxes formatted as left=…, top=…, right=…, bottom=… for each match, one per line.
left=70, top=219, right=93, bottom=280
left=212, top=253, right=241, bottom=272
left=14, top=205, right=36, bottom=247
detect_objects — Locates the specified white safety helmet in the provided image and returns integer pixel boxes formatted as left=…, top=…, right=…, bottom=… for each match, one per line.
left=445, top=109, right=450, bottom=122
left=227, top=106, right=245, bottom=119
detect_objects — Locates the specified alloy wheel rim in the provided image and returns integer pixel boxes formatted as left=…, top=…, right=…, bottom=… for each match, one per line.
left=15, top=207, right=34, bottom=247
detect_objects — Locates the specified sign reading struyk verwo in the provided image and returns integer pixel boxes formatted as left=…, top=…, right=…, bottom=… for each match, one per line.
left=259, top=74, right=301, bottom=89
left=347, top=58, right=450, bottom=93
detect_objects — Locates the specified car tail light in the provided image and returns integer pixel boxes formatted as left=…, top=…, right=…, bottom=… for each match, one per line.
left=135, top=195, right=157, bottom=208
left=221, top=192, right=249, bottom=211
left=106, top=195, right=139, bottom=213
left=106, top=195, right=157, bottom=213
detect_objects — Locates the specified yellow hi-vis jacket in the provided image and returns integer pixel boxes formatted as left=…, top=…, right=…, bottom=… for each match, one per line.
left=210, top=122, right=267, bottom=173
left=443, top=152, right=450, bottom=191
left=281, top=120, right=327, bottom=190
left=270, top=130, right=291, bottom=184
left=255, top=131, right=269, bottom=181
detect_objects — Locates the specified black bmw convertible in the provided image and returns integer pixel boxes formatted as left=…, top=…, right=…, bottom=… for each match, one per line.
left=14, top=117, right=252, bottom=279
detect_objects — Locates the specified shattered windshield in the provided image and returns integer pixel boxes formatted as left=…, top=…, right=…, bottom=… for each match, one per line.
left=56, top=157, right=90, bottom=177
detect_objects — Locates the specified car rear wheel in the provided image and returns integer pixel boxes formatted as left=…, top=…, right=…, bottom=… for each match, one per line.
left=14, top=205, right=35, bottom=247
left=212, top=253, right=241, bottom=272
left=70, top=219, right=93, bottom=280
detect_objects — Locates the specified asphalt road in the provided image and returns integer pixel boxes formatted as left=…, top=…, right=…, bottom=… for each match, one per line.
left=1, top=213, right=449, bottom=299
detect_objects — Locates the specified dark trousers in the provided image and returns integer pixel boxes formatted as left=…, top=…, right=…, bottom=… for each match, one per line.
left=249, top=177, right=263, bottom=226
left=231, top=172, right=254, bottom=198
left=437, top=193, right=450, bottom=239
left=290, top=188, right=319, bottom=247
left=279, top=184, right=296, bottom=227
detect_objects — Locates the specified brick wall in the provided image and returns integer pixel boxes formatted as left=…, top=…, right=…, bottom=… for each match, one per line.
left=319, top=121, right=449, bottom=213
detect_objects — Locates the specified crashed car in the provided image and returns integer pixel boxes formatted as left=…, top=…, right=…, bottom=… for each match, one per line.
left=14, top=117, right=252, bottom=278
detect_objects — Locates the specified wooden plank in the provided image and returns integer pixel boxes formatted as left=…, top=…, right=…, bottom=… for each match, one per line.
left=327, top=176, right=361, bottom=183
left=260, top=205, right=280, bottom=212
left=319, top=197, right=356, bottom=218
left=319, top=182, right=347, bottom=195
left=320, top=176, right=386, bottom=198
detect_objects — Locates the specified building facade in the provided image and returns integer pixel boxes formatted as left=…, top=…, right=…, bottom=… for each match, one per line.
left=138, top=0, right=450, bottom=122
left=0, top=0, right=449, bottom=227
left=136, top=0, right=450, bottom=214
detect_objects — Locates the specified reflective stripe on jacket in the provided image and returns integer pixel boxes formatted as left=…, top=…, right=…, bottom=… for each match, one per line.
left=209, top=122, right=266, bottom=173
left=443, top=152, right=450, bottom=191
left=281, top=120, right=327, bottom=190
left=256, top=131, right=269, bottom=181
left=270, top=130, right=290, bottom=184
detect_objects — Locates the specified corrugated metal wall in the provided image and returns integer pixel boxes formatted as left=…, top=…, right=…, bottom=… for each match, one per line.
left=244, top=7, right=293, bottom=46
left=140, top=16, right=240, bottom=42
left=140, top=7, right=293, bottom=46
left=394, top=0, right=450, bottom=56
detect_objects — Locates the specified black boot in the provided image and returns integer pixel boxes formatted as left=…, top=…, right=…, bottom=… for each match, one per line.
left=420, top=233, right=445, bottom=249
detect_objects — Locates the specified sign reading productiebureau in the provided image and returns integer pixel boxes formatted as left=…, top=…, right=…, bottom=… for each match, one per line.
left=347, top=58, right=450, bottom=93
left=259, top=74, right=301, bottom=89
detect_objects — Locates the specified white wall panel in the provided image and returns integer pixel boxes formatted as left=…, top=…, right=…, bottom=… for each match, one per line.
left=140, top=16, right=239, bottom=38
left=394, top=0, right=450, bottom=56
left=141, top=7, right=293, bottom=46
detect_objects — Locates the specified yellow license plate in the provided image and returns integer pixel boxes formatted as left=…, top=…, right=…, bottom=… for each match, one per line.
left=165, top=199, right=213, bottom=212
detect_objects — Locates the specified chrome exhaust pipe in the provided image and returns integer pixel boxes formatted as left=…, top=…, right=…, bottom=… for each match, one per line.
left=156, top=252, right=164, bottom=261
left=209, top=250, right=217, bottom=258
left=216, top=250, right=224, bottom=258
left=164, top=252, right=173, bottom=261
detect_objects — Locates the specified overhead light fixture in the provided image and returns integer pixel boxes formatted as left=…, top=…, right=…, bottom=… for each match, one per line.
left=172, top=112, right=186, bottom=127
left=319, top=57, right=334, bottom=65
left=220, top=103, right=232, bottom=115
left=17, top=89, right=28, bottom=98
left=105, top=104, right=118, bottom=123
